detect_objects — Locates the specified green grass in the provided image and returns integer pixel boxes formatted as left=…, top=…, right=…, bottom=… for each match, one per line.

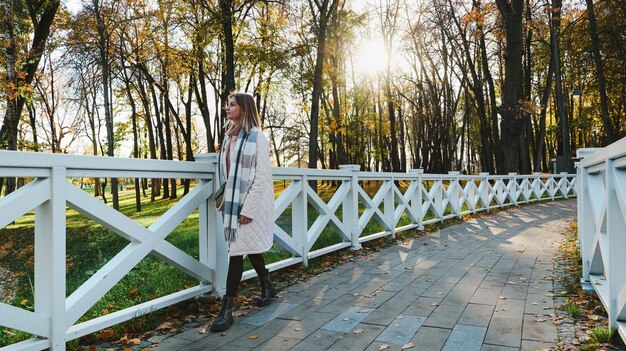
left=560, top=302, right=584, bottom=319
left=589, top=326, right=613, bottom=343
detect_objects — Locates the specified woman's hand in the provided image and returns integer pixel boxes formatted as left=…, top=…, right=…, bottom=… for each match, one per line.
left=239, top=215, right=252, bottom=224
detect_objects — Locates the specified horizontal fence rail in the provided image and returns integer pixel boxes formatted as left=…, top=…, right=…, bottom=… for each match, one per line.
left=0, top=150, right=578, bottom=350
left=578, top=137, right=626, bottom=343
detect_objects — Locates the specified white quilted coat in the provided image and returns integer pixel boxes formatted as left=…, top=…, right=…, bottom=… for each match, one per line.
left=225, top=131, right=275, bottom=256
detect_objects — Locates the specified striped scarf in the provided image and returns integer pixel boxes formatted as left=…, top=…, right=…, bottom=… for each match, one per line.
left=219, top=127, right=259, bottom=242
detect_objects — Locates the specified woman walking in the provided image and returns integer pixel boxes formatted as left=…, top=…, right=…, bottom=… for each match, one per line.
left=211, top=93, right=277, bottom=332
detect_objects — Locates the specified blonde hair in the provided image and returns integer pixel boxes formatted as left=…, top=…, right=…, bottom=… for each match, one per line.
left=226, top=93, right=262, bottom=133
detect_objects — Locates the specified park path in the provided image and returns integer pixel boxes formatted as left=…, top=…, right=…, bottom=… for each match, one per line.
left=155, top=200, right=576, bottom=351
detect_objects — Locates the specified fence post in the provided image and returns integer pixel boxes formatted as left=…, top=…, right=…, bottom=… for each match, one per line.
left=195, top=153, right=227, bottom=295
left=385, top=176, right=396, bottom=238
left=479, top=172, right=490, bottom=211
left=532, top=172, right=541, bottom=202
left=447, top=171, right=460, bottom=216
left=507, top=172, right=518, bottom=206
left=559, top=172, right=569, bottom=199
left=294, top=174, right=309, bottom=267
left=409, top=169, right=424, bottom=230
left=339, top=165, right=362, bottom=250
left=607, top=159, right=626, bottom=331
left=35, top=167, right=67, bottom=350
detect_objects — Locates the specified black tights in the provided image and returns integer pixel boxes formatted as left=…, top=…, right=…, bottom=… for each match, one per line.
left=225, top=254, right=268, bottom=297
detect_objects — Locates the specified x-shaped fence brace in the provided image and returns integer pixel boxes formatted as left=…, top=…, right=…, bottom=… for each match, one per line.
left=0, top=150, right=580, bottom=351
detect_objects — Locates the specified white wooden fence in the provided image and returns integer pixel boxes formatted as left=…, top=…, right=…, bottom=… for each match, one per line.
left=578, top=137, right=626, bottom=342
left=0, top=150, right=577, bottom=350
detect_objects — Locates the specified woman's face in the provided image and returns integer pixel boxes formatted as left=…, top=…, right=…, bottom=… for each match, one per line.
left=226, top=97, right=242, bottom=124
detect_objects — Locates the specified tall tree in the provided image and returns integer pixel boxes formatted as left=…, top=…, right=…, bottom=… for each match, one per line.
left=92, top=0, right=119, bottom=209
left=1, top=0, right=60, bottom=195
left=308, top=0, right=340, bottom=176
left=585, top=0, right=616, bottom=143
left=496, top=0, right=525, bottom=173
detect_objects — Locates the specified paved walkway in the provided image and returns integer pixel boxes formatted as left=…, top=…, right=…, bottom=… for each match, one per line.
left=156, top=200, right=576, bottom=351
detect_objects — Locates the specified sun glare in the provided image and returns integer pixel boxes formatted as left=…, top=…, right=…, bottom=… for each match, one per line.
left=353, top=38, right=388, bottom=76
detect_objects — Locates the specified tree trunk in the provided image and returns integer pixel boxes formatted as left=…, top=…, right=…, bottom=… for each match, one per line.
left=94, top=0, right=119, bottom=209
left=496, top=0, right=525, bottom=173
left=219, top=0, right=236, bottom=127
left=585, top=0, right=616, bottom=143
left=535, top=53, right=554, bottom=172
left=308, top=0, right=338, bottom=189
left=550, top=0, right=570, bottom=171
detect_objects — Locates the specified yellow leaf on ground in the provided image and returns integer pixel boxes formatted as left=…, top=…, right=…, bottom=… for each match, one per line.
left=249, top=335, right=258, bottom=340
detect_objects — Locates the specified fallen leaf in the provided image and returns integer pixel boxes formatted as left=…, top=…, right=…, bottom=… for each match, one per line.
left=249, top=335, right=258, bottom=340
left=358, top=309, right=370, bottom=313
left=379, top=344, right=390, bottom=350
left=402, top=342, right=415, bottom=349
left=199, top=328, right=206, bottom=334
left=221, top=332, right=227, bottom=336
left=295, top=328, right=301, bottom=331
left=343, top=317, right=351, bottom=321
left=353, top=328, right=364, bottom=335
left=129, top=338, right=141, bottom=345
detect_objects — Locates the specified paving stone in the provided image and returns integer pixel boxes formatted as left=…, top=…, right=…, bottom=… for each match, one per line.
left=403, top=296, right=443, bottom=317
left=520, top=339, right=556, bottom=351
left=500, top=283, right=529, bottom=300
left=153, top=336, right=193, bottom=351
left=321, top=306, right=374, bottom=333
left=278, top=298, right=331, bottom=320
left=484, top=316, right=523, bottom=348
left=458, top=303, right=495, bottom=327
left=326, top=323, right=385, bottom=351
left=480, top=275, right=508, bottom=290
left=216, top=344, right=252, bottom=351
left=441, top=324, right=487, bottom=351
left=253, top=336, right=301, bottom=351
left=227, top=318, right=292, bottom=348
left=380, top=276, right=416, bottom=292
left=494, top=298, right=525, bottom=318
left=480, top=344, right=518, bottom=351
left=423, top=304, right=465, bottom=328
left=470, top=288, right=503, bottom=306
left=362, top=299, right=411, bottom=326
left=182, top=323, right=258, bottom=351
left=289, top=329, right=344, bottom=351
left=317, top=293, right=363, bottom=313
left=239, top=302, right=299, bottom=326
left=315, top=284, right=361, bottom=300
left=524, top=293, right=554, bottom=315
left=422, top=282, right=456, bottom=298
left=354, top=290, right=396, bottom=308
left=522, top=313, right=557, bottom=343
left=276, top=312, right=336, bottom=339
left=374, top=315, right=426, bottom=345
left=408, top=326, right=451, bottom=350
left=442, top=283, right=480, bottom=306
